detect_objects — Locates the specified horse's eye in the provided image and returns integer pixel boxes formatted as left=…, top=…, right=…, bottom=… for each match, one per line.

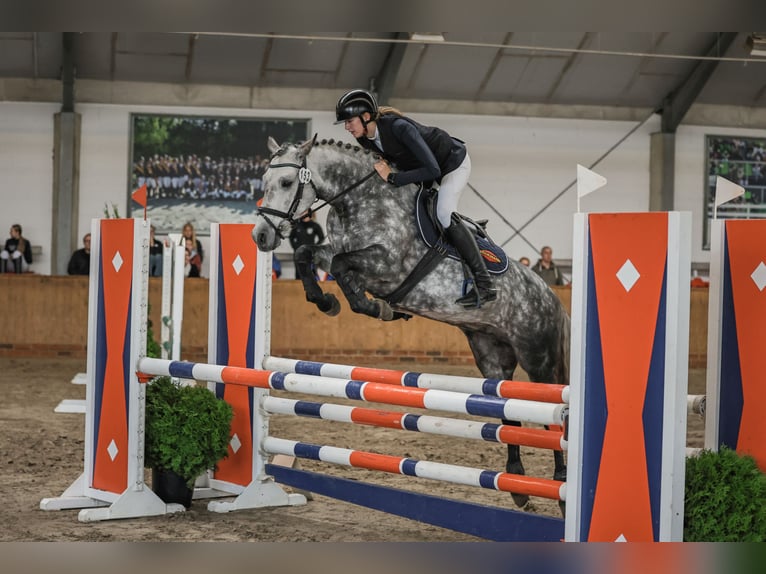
left=281, top=179, right=293, bottom=189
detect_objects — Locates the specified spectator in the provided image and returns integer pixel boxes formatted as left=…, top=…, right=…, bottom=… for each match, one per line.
left=289, top=213, right=325, bottom=251
left=184, top=237, right=201, bottom=278
left=519, top=256, right=530, bottom=267
left=1, top=224, right=33, bottom=274
left=531, top=245, right=565, bottom=286
left=272, top=254, right=282, bottom=280
left=149, top=225, right=164, bottom=277
left=181, top=222, right=204, bottom=265
left=67, top=233, right=91, bottom=275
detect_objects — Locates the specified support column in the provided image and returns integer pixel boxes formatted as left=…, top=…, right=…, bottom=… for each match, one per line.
left=51, top=111, right=81, bottom=274
left=649, top=132, right=675, bottom=212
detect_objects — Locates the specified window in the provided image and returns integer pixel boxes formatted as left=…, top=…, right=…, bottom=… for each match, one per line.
left=704, top=135, right=766, bottom=249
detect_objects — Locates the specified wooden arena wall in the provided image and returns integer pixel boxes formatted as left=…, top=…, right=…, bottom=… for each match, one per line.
left=0, top=276, right=708, bottom=367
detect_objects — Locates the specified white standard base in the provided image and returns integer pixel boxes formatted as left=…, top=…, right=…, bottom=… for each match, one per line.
left=71, top=372, right=87, bottom=385
left=207, top=475, right=306, bottom=513
left=40, top=473, right=187, bottom=522
left=54, top=399, right=87, bottom=413
left=40, top=474, right=105, bottom=510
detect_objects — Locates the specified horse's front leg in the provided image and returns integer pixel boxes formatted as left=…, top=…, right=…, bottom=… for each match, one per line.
left=294, top=244, right=340, bottom=316
left=330, top=247, right=406, bottom=321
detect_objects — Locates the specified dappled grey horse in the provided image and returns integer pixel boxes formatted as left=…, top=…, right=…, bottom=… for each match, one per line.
left=253, top=136, right=570, bottom=508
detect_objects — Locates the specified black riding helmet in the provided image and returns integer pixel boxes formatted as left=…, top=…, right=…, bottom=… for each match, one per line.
left=334, top=89, right=378, bottom=125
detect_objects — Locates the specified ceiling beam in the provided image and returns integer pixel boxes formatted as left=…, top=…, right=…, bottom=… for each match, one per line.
left=546, top=33, right=592, bottom=102
left=61, top=32, right=75, bottom=112
left=374, top=33, right=409, bottom=106
left=660, top=32, right=738, bottom=133
left=477, top=33, right=513, bottom=99
left=185, top=33, right=197, bottom=82
left=110, top=33, right=118, bottom=81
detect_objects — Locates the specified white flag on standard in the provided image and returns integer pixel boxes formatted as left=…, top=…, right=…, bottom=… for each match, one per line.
left=577, top=164, right=607, bottom=198
left=714, top=176, right=745, bottom=208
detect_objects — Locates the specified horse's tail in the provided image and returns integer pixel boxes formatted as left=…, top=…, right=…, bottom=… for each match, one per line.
left=554, top=307, right=571, bottom=387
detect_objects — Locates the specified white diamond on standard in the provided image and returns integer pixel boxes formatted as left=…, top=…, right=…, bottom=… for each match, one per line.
left=230, top=433, right=242, bottom=453
left=232, top=255, right=245, bottom=276
left=112, top=251, right=124, bottom=272
left=107, top=439, right=119, bottom=461
left=751, top=262, right=766, bottom=292
left=616, top=259, right=640, bottom=292
left=615, top=533, right=627, bottom=542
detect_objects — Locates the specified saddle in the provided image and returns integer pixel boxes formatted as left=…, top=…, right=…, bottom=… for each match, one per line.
left=415, top=186, right=509, bottom=275
left=382, top=186, right=508, bottom=306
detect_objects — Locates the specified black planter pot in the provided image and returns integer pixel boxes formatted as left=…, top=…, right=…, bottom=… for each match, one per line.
left=151, top=468, right=194, bottom=508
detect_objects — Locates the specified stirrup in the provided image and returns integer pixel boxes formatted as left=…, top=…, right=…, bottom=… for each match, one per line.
left=455, top=286, right=497, bottom=308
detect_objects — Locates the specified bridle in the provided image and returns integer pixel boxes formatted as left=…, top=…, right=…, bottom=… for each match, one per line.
left=256, top=147, right=377, bottom=239
left=256, top=154, right=316, bottom=239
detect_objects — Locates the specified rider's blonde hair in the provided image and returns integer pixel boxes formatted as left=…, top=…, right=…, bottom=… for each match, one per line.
left=377, top=106, right=404, bottom=118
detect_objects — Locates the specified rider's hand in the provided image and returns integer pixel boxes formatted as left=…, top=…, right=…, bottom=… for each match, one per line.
left=374, top=160, right=391, bottom=181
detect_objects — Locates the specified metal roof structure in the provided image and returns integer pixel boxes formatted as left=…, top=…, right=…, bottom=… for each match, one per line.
left=1, top=32, right=765, bottom=126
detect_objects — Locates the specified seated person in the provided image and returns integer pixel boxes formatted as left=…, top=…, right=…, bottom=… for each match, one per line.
left=272, top=254, right=282, bottom=280
left=67, top=233, right=91, bottom=275
left=181, top=222, right=204, bottom=265
left=184, top=237, right=201, bottom=278
left=149, top=225, right=164, bottom=277
left=1, top=224, right=33, bottom=273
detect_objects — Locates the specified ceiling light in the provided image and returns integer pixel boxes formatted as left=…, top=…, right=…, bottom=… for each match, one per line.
left=746, top=33, right=766, bottom=57
left=410, top=33, right=445, bottom=43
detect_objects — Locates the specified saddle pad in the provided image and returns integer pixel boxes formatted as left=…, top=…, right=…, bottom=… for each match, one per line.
left=415, top=187, right=509, bottom=275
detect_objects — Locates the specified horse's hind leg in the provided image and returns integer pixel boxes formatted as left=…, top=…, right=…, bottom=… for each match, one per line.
left=460, top=329, right=529, bottom=508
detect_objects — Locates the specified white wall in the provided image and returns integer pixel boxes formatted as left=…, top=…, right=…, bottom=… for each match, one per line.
left=0, top=102, right=59, bottom=274
left=3, top=100, right=765, bottom=275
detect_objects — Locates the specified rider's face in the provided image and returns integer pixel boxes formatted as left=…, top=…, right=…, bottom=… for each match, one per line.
left=344, top=116, right=367, bottom=138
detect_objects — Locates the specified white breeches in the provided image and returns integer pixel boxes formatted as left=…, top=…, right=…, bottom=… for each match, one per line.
left=436, top=154, right=471, bottom=229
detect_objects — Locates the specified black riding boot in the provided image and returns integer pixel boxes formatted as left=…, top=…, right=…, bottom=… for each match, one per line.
left=445, top=219, right=497, bottom=307
left=13, top=257, right=22, bottom=274
left=0, top=259, right=6, bottom=273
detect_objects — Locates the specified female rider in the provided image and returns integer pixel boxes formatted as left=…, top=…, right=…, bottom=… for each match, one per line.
left=335, top=89, right=495, bottom=307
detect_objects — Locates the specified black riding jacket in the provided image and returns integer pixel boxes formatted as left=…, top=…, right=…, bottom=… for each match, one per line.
left=355, top=114, right=467, bottom=187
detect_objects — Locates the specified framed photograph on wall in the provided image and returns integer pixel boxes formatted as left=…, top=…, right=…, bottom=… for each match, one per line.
left=128, top=114, right=311, bottom=235
left=704, top=134, right=766, bottom=249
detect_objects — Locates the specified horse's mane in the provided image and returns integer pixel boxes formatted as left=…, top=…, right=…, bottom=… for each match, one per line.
left=273, top=138, right=376, bottom=162
left=316, top=138, right=376, bottom=160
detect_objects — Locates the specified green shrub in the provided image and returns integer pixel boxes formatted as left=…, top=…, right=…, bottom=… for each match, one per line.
left=144, top=376, right=234, bottom=488
left=684, top=446, right=766, bottom=541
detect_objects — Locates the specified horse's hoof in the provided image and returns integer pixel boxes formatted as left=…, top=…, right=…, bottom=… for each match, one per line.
left=511, top=493, right=530, bottom=508
left=319, top=294, right=341, bottom=316
left=373, top=298, right=394, bottom=321
left=505, top=459, right=529, bottom=508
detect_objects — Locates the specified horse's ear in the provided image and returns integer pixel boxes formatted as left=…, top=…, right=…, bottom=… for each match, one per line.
left=267, top=137, right=280, bottom=155
left=298, top=134, right=317, bottom=158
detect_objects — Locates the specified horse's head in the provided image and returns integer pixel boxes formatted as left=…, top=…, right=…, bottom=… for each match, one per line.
left=253, top=136, right=318, bottom=251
